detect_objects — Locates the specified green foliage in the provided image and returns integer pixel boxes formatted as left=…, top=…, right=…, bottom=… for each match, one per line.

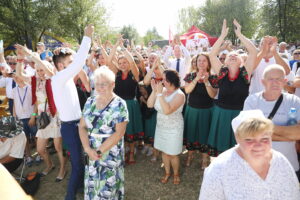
left=177, top=6, right=202, bottom=34
left=143, top=27, right=163, bottom=45
left=119, top=25, right=140, bottom=43
left=0, top=0, right=109, bottom=48
left=259, top=0, right=300, bottom=42
left=177, top=0, right=258, bottom=43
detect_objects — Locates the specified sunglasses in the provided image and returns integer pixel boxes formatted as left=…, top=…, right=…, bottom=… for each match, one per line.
left=142, top=56, right=148, bottom=59
left=219, top=58, right=226, bottom=61
left=8, top=62, right=17, bottom=65
left=294, top=52, right=300, bottom=55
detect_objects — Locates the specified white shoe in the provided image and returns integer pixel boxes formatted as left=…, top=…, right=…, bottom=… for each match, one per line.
left=25, top=157, right=33, bottom=167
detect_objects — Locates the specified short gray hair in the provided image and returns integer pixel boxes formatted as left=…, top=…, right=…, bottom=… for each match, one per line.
left=262, top=64, right=285, bottom=79
left=93, top=66, right=115, bottom=83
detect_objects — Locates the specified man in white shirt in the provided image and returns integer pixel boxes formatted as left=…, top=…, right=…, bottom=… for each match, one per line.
left=243, top=64, right=300, bottom=179
left=51, top=25, right=93, bottom=200
left=163, top=40, right=191, bottom=87
left=249, top=36, right=290, bottom=94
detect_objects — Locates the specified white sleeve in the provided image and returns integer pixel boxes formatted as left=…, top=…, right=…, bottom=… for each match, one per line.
left=9, top=133, right=27, bottom=159
left=163, top=46, right=172, bottom=68
left=52, top=36, right=91, bottom=85
left=243, top=95, right=256, bottom=110
left=296, top=68, right=300, bottom=78
left=199, top=167, right=225, bottom=200
left=0, top=77, right=6, bottom=88
left=180, top=45, right=191, bottom=66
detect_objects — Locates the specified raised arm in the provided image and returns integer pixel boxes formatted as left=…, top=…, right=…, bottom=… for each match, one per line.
left=209, top=19, right=229, bottom=74
left=107, top=36, right=122, bottom=74
left=15, top=44, right=54, bottom=77
left=147, top=79, right=157, bottom=108
left=53, top=25, right=93, bottom=84
left=233, top=19, right=257, bottom=76
left=15, top=46, right=31, bottom=83
left=270, top=37, right=290, bottom=75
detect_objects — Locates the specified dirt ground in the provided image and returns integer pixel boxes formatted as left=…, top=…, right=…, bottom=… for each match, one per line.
left=16, top=148, right=204, bottom=200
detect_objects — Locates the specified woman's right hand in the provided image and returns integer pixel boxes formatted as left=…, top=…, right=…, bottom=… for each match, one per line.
left=86, top=147, right=100, bottom=161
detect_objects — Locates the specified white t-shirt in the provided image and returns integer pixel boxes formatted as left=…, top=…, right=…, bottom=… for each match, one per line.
left=295, top=68, right=300, bottom=97
left=0, top=133, right=27, bottom=159
left=12, top=85, right=34, bottom=119
left=51, top=36, right=91, bottom=122
left=199, top=148, right=300, bottom=200
left=243, top=92, right=300, bottom=171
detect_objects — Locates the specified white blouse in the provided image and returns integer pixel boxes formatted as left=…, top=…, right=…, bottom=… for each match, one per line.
left=199, top=147, right=300, bottom=200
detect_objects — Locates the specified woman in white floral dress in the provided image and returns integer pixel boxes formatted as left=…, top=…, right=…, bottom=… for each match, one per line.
left=147, top=69, right=185, bottom=185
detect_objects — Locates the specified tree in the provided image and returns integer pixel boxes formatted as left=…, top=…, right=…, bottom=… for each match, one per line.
left=143, top=27, right=163, bottom=45
left=0, top=0, right=108, bottom=48
left=177, top=0, right=258, bottom=43
left=119, top=25, right=139, bottom=43
left=259, top=0, right=300, bottom=42
left=177, top=6, right=202, bottom=33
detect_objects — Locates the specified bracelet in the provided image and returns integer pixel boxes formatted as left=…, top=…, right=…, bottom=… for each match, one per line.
left=31, top=113, right=37, bottom=116
left=156, top=93, right=163, bottom=97
left=192, top=80, right=197, bottom=84
left=205, top=82, right=211, bottom=87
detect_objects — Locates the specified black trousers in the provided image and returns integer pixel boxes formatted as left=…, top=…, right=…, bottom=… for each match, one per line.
left=3, top=158, right=23, bottom=173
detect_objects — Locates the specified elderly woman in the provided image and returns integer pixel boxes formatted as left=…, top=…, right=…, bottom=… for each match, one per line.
left=199, top=110, right=300, bottom=200
left=79, top=66, right=128, bottom=200
left=147, top=69, right=185, bottom=185
left=183, top=53, right=217, bottom=168
left=207, top=19, right=257, bottom=155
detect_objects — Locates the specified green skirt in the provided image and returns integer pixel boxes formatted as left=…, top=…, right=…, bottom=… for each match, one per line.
left=207, top=105, right=240, bottom=154
left=124, top=99, right=143, bottom=141
left=144, top=111, right=157, bottom=144
left=184, top=105, right=213, bottom=152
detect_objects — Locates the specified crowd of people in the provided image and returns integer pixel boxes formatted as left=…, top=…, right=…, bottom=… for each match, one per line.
left=0, top=19, right=300, bottom=199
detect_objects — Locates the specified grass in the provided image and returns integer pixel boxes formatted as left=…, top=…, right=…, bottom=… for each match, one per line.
left=17, top=148, right=204, bottom=200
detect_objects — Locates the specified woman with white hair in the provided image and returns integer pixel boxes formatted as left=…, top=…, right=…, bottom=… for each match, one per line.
left=79, top=66, right=129, bottom=200
left=199, top=110, right=300, bottom=200
left=206, top=19, right=257, bottom=156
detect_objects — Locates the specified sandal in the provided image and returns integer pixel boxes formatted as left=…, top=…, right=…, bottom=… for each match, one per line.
left=173, top=174, right=180, bottom=185
left=160, top=173, right=171, bottom=184
left=41, top=164, right=55, bottom=177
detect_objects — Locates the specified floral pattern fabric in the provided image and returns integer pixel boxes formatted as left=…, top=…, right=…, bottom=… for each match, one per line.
left=183, top=72, right=215, bottom=84
left=209, top=66, right=249, bottom=88
left=82, top=95, right=129, bottom=200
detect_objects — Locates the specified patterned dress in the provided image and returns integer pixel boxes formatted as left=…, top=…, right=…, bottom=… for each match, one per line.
left=82, top=95, right=129, bottom=200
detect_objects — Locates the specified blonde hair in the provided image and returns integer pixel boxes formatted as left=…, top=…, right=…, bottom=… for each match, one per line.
left=235, top=117, right=273, bottom=139
left=93, top=66, right=115, bottom=83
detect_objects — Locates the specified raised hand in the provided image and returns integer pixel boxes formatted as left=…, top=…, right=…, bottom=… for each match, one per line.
left=270, top=36, right=278, bottom=54
left=221, top=19, right=229, bottom=38
left=15, top=44, right=32, bottom=57
left=0, top=40, right=3, bottom=54
left=233, top=19, right=242, bottom=36
left=84, top=24, right=94, bottom=39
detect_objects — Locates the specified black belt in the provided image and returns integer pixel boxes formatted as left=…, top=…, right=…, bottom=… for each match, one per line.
left=61, top=119, right=80, bottom=124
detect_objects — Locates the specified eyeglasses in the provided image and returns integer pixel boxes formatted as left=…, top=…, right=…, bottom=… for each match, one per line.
left=219, top=58, right=226, bottom=61
left=8, top=62, right=17, bottom=65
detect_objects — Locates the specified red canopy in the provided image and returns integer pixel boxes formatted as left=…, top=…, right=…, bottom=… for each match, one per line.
left=180, top=25, right=218, bottom=47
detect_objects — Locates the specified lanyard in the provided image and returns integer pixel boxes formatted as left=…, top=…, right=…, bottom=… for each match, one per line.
left=17, top=86, right=28, bottom=108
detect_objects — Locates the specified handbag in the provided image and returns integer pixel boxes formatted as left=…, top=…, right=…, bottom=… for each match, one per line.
left=37, top=99, right=51, bottom=129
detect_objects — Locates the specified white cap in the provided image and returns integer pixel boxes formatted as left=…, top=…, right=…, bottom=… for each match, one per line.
left=231, top=110, right=266, bottom=133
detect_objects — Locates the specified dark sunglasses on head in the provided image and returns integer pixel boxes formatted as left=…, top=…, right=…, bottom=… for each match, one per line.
left=8, top=62, right=17, bottom=65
